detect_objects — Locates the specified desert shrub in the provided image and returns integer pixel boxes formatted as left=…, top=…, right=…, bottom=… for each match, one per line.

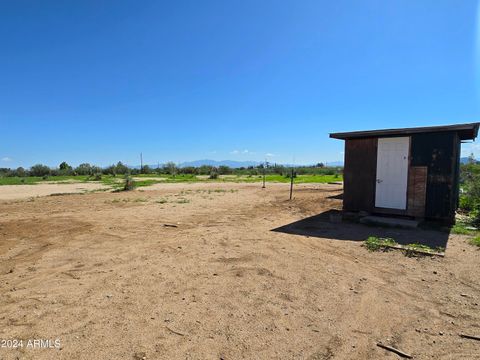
left=59, top=161, right=71, bottom=171
left=115, top=162, right=130, bottom=175
left=218, top=165, right=232, bottom=175
left=93, top=173, right=102, bottom=181
left=209, top=170, right=218, bottom=179
left=198, top=165, right=214, bottom=175
left=142, top=165, right=152, bottom=174
left=58, top=161, right=74, bottom=175
left=272, top=166, right=285, bottom=175
left=459, top=194, right=474, bottom=212
left=163, top=162, right=177, bottom=176
left=459, top=158, right=480, bottom=225
left=75, top=163, right=94, bottom=175
left=123, top=176, right=136, bottom=191
left=12, top=167, right=26, bottom=177
left=91, top=166, right=102, bottom=174
left=471, top=209, right=480, bottom=226
left=30, top=164, right=51, bottom=177
left=103, top=165, right=116, bottom=176
left=58, top=168, right=74, bottom=176
left=180, top=166, right=196, bottom=175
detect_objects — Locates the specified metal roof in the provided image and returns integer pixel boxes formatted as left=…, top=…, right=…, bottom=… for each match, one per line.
left=330, top=122, right=480, bottom=141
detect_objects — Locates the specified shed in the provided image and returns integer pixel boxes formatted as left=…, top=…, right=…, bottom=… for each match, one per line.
left=330, top=123, right=480, bottom=224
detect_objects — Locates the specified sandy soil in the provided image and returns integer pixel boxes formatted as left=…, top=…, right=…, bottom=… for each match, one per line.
left=0, top=182, right=479, bottom=359
left=0, top=183, right=109, bottom=200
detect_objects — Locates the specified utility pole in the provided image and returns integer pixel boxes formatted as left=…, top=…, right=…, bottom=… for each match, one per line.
left=262, top=158, right=266, bottom=189
left=289, top=167, right=294, bottom=200
left=140, top=153, right=143, bottom=174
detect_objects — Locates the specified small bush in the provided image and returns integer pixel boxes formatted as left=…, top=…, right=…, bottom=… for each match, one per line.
left=123, top=176, right=136, bottom=191
left=75, top=163, right=94, bottom=176
left=403, top=243, right=444, bottom=257
left=469, top=236, right=480, bottom=247
left=459, top=195, right=474, bottom=212
left=365, top=237, right=443, bottom=256
left=406, top=243, right=435, bottom=252
left=451, top=223, right=472, bottom=235
left=42, top=175, right=49, bottom=180
left=209, top=171, right=218, bottom=179
left=470, top=209, right=480, bottom=227
left=459, top=159, right=480, bottom=225
left=93, top=173, right=102, bottom=181
left=30, top=164, right=51, bottom=177
left=364, top=236, right=396, bottom=251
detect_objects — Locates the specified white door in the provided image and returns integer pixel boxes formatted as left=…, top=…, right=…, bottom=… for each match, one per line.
left=375, top=137, right=409, bottom=210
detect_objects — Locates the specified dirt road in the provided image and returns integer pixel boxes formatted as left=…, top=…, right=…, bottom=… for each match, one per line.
left=0, top=183, right=478, bottom=359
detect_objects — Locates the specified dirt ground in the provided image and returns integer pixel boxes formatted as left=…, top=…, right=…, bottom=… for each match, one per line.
left=0, top=182, right=479, bottom=359
left=0, top=183, right=109, bottom=200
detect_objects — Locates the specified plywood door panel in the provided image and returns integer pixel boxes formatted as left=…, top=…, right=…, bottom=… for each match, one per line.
left=375, top=137, right=409, bottom=210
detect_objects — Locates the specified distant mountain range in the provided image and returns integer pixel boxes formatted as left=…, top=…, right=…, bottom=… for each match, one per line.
left=130, top=160, right=261, bottom=169
left=132, top=157, right=471, bottom=169
left=460, top=157, right=480, bottom=164
left=132, top=157, right=480, bottom=168
left=130, top=159, right=344, bottom=169
left=178, top=159, right=262, bottom=168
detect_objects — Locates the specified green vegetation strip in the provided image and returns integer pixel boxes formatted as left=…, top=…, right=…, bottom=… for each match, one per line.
left=469, top=236, right=480, bottom=247
left=364, top=236, right=445, bottom=257
left=0, top=174, right=342, bottom=186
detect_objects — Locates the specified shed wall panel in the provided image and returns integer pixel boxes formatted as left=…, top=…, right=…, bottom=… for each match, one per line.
left=410, top=132, right=457, bottom=221
left=343, top=138, right=377, bottom=212
left=407, top=166, right=427, bottom=217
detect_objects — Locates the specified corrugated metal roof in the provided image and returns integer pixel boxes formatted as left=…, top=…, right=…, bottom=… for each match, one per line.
left=330, top=122, right=480, bottom=141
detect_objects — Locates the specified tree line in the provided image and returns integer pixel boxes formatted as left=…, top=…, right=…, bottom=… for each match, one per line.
left=0, top=161, right=342, bottom=178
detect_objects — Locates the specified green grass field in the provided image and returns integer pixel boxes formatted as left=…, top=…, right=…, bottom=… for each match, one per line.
left=132, top=173, right=343, bottom=184
left=0, top=175, right=91, bottom=185
left=0, top=173, right=343, bottom=187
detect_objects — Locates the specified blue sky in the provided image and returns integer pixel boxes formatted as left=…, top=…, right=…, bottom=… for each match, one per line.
left=1, top=0, right=479, bottom=168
